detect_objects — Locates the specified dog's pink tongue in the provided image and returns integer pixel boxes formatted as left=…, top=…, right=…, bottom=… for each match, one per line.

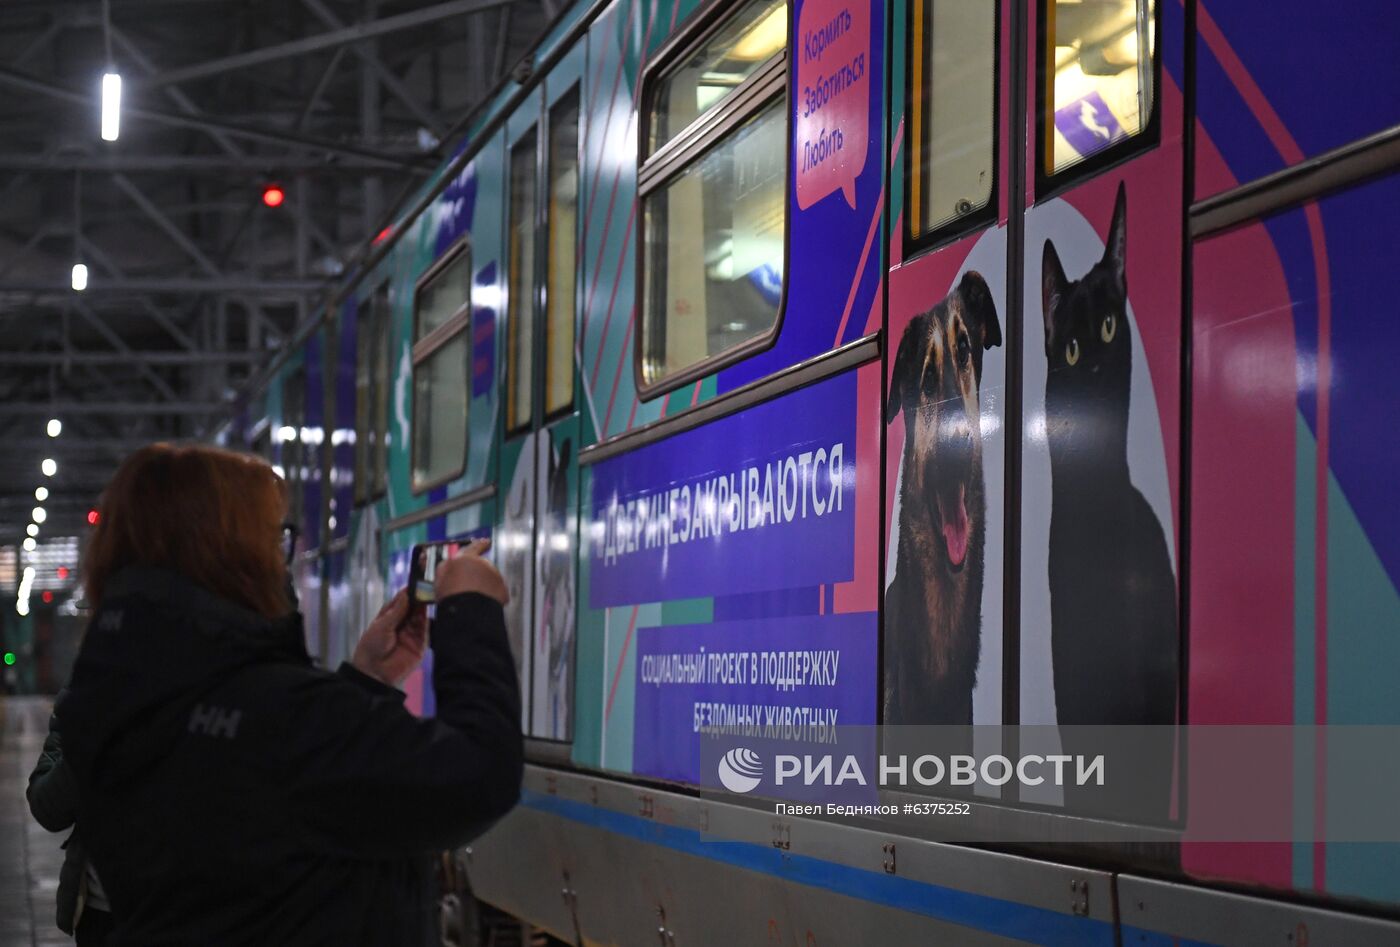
left=942, top=489, right=970, bottom=567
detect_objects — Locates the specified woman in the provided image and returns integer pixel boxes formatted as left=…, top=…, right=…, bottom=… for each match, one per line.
left=27, top=691, right=114, bottom=945
left=59, top=444, right=522, bottom=946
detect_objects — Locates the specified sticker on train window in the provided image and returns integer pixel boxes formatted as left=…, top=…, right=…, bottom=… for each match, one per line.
left=1043, top=0, right=1155, bottom=177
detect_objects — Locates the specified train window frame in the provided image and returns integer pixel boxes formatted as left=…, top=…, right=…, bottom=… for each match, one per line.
left=633, top=0, right=791, bottom=402
left=408, top=236, right=473, bottom=495
left=903, top=0, right=1001, bottom=256
left=505, top=127, right=540, bottom=437
left=542, top=85, right=582, bottom=423
left=354, top=281, right=392, bottom=506
left=1034, top=0, right=1162, bottom=198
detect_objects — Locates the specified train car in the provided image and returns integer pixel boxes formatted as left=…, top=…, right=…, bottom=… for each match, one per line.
left=222, top=0, right=1400, bottom=942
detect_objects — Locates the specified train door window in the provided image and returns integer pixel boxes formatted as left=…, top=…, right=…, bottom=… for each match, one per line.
left=638, top=0, right=788, bottom=394
left=544, top=89, right=580, bottom=418
left=355, top=284, right=391, bottom=504
left=506, top=131, right=538, bottom=433
left=1042, top=0, right=1155, bottom=177
left=410, top=241, right=472, bottom=491
left=282, top=369, right=307, bottom=535
left=908, top=0, right=997, bottom=239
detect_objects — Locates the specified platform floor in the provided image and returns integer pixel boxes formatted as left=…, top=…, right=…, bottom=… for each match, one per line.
left=0, top=698, right=68, bottom=947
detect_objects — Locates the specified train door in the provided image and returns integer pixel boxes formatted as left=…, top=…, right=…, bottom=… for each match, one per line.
left=1016, top=0, right=1185, bottom=822
left=882, top=0, right=1010, bottom=759
left=500, top=48, right=586, bottom=744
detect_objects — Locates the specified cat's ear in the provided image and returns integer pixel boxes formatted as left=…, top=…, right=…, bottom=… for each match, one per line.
left=1104, top=180, right=1128, bottom=290
left=887, top=313, right=926, bottom=425
left=958, top=271, right=1001, bottom=383
left=1041, top=239, right=1068, bottom=355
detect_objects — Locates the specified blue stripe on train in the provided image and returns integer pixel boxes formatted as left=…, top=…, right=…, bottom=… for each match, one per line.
left=519, top=790, right=1119, bottom=946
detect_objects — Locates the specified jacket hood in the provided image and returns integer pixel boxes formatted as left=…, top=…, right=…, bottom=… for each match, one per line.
left=62, top=565, right=309, bottom=789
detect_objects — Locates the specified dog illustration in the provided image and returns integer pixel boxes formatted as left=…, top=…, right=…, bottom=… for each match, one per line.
left=885, top=271, right=1002, bottom=725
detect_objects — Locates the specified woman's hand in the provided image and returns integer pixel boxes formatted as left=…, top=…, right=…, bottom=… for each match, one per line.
left=435, top=538, right=509, bottom=605
left=351, top=589, right=428, bottom=687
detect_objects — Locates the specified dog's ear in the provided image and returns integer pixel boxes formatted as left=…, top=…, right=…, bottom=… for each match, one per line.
left=1103, top=180, right=1128, bottom=291
left=1041, top=239, right=1067, bottom=355
left=957, top=271, right=1001, bottom=384
left=886, top=313, right=926, bottom=425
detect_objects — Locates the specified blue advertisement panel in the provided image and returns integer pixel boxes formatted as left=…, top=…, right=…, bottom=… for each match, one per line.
left=633, top=613, right=876, bottom=785
left=588, top=372, right=859, bottom=608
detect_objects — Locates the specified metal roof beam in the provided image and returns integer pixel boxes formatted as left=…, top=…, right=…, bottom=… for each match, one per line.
left=141, top=0, right=515, bottom=89
left=0, top=402, right=225, bottom=417
left=0, top=153, right=402, bottom=173
left=301, top=0, right=445, bottom=136
left=0, top=351, right=256, bottom=367
left=0, top=277, right=322, bottom=294
left=0, top=66, right=431, bottom=170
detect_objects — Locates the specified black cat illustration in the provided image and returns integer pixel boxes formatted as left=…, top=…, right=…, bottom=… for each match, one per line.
left=1041, top=183, right=1177, bottom=820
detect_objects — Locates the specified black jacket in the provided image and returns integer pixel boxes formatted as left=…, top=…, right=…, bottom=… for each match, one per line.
left=26, top=692, right=87, bottom=934
left=60, top=565, right=523, bottom=946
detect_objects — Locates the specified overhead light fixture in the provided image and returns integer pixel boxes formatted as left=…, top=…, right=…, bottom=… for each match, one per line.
left=47, top=418, right=62, bottom=437
left=101, top=72, right=122, bottom=142
left=41, top=458, right=58, bottom=477
left=22, top=537, right=37, bottom=553
left=71, top=263, right=89, bottom=292
left=35, top=486, right=48, bottom=501
left=32, top=507, right=47, bottom=524
left=26, top=524, right=39, bottom=538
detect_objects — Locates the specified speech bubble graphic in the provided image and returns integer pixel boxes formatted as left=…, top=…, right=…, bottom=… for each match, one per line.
left=794, top=0, right=870, bottom=211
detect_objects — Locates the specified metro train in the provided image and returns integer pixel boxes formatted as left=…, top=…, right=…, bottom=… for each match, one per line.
left=222, top=0, right=1400, bottom=941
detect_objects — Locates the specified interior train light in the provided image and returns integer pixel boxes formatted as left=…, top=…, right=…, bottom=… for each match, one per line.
left=47, top=418, right=62, bottom=437
left=35, top=486, right=48, bottom=501
left=42, top=458, right=57, bottom=476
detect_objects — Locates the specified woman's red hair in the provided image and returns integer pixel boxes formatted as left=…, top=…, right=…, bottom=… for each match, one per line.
left=84, top=443, right=290, bottom=619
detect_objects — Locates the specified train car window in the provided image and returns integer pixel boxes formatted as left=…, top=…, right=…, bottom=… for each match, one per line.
left=908, top=0, right=997, bottom=238
left=410, top=241, right=472, bottom=491
left=355, top=284, right=391, bottom=505
left=506, top=130, right=538, bottom=433
left=637, top=0, right=788, bottom=394
left=544, top=89, right=580, bottom=418
left=282, top=368, right=307, bottom=537
left=1043, top=0, right=1155, bottom=176
left=646, top=0, right=787, bottom=156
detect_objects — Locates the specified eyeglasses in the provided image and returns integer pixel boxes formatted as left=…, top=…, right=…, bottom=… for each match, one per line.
left=280, top=521, right=299, bottom=566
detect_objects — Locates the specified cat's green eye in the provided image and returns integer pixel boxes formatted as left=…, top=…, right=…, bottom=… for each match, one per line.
left=1101, top=314, right=1117, bottom=343
left=1065, top=337, right=1080, bottom=365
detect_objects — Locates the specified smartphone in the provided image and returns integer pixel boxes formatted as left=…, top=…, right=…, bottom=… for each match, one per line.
left=407, top=541, right=460, bottom=606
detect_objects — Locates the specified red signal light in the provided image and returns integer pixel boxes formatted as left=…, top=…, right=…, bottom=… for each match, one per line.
left=41, top=591, right=53, bottom=604
left=87, top=509, right=100, bottom=525
left=262, top=184, right=285, bottom=208
left=57, top=566, right=69, bottom=579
